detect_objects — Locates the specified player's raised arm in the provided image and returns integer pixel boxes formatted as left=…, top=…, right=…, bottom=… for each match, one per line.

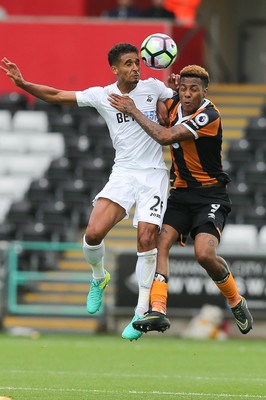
left=0, top=57, right=76, bottom=105
left=167, top=73, right=180, bottom=91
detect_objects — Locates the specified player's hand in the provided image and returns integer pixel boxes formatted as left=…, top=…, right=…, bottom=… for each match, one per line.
left=157, top=101, right=169, bottom=127
left=108, top=93, right=136, bottom=115
left=167, top=73, right=180, bottom=91
left=0, top=57, right=24, bottom=86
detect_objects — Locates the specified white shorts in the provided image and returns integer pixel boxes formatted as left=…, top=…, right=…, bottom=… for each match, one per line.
left=93, top=167, right=169, bottom=228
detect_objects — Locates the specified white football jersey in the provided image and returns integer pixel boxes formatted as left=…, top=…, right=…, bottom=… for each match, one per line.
left=76, top=78, right=173, bottom=170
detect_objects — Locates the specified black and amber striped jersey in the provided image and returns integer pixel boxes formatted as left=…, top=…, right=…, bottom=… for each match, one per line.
left=166, top=95, right=231, bottom=188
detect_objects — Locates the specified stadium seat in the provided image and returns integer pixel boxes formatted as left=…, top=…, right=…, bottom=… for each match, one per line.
left=0, top=198, right=12, bottom=223
left=241, top=206, right=266, bottom=229
left=0, top=154, right=52, bottom=179
left=48, top=111, right=78, bottom=135
left=222, top=159, right=234, bottom=180
left=254, top=189, right=266, bottom=207
left=220, top=224, right=258, bottom=251
left=26, top=133, right=65, bottom=157
left=26, top=178, right=55, bottom=211
left=0, top=176, right=32, bottom=201
left=258, top=225, right=266, bottom=249
left=85, top=127, right=111, bottom=149
left=226, top=139, right=254, bottom=180
left=94, top=141, right=115, bottom=170
left=246, top=116, right=266, bottom=134
left=0, top=109, right=12, bottom=131
left=56, top=179, right=91, bottom=230
left=227, top=181, right=254, bottom=224
left=5, top=199, right=34, bottom=226
left=226, top=139, right=254, bottom=164
left=14, top=220, right=52, bottom=242
left=64, top=134, right=92, bottom=163
left=59, top=179, right=91, bottom=217
left=227, top=182, right=253, bottom=205
left=252, top=141, right=266, bottom=163
left=78, top=204, right=93, bottom=229
left=36, top=200, right=70, bottom=240
left=0, top=222, right=16, bottom=241
left=64, top=104, right=99, bottom=118
left=12, top=110, right=49, bottom=132
left=241, top=161, right=266, bottom=189
left=0, top=132, right=64, bottom=157
left=45, top=157, right=74, bottom=186
left=77, top=157, right=108, bottom=189
left=79, top=113, right=107, bottom=132
left=0, top=133, right=25, bottom=154
left=58, top=178, right=91, bottom=205
left=31, top=98, right=62, bottom=116
left=0, top=92, right=28, bottom=114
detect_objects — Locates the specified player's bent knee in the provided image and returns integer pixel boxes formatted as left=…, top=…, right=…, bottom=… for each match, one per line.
left=195, top=250, right=214, bottom=269
left=84, top=230, right=103, bottom=246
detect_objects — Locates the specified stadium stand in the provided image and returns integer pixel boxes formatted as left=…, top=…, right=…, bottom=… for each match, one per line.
left=1, top=85, right=266, bottom=243
left=0, top=99, right=65, bottom=226
left=1, top=85, right=266, bottom=334
left=209, top=85, right=266, bottom=230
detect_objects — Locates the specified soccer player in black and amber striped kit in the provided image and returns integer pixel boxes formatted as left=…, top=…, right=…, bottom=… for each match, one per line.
left=109, top=65, right=253, bottom=335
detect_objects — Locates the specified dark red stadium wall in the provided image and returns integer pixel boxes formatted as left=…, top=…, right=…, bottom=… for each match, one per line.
left=0, top=21, right=204, bottom=97
left=86, top=0, right=150, bottom=16
left=0, top=0, right=150, bottom=16
left=0, top=0, right=88, bottom=16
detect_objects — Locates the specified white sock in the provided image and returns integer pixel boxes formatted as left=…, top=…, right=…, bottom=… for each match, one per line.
left=83, top=235, right=105, bottom=280
left=135, top=248, right=157, bottom=316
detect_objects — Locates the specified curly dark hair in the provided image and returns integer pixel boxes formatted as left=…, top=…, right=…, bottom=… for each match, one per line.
left=108, top=43, right=139, bottom=66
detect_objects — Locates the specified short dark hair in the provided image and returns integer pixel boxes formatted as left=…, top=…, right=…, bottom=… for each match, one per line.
left=180, top=65, right=210, bottom=88
left=108, top=43, right=139, bottom=66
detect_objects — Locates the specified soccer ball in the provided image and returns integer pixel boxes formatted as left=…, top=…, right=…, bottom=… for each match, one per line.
left=140, top=33, right=178, bottom=70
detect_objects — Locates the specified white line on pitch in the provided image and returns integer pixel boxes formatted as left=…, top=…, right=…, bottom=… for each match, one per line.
left=0, top=387, right=266, bottom=398
left=1, top=369, right=266, bottom=383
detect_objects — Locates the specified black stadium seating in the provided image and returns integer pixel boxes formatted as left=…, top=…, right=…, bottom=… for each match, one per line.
left=1, top=92, right=266, bottom=242
left=226, top=112, right=266, bottom=227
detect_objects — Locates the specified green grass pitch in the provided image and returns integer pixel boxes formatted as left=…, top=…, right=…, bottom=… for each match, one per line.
left=0, top=333, right=265, bottom=400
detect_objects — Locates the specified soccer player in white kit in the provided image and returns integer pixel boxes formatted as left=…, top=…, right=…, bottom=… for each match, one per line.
left=1, top=43, right=178, bottom=340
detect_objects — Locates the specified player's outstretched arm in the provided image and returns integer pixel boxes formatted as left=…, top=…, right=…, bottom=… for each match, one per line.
left=0, top=57, right=76, bottom=105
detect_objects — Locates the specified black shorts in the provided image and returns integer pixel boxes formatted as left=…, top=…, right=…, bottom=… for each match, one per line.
left=163, top=186, right=231, bottom=245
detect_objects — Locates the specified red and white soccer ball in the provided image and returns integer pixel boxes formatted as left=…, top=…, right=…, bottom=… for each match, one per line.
left=140, top=33, right=178, bottom=70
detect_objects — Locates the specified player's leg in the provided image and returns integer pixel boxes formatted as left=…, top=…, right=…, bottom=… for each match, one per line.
left=194, top=224, right=253, bottom=334
left=122, top=168, right=168, bottom=340
left=133, top=223, right=177, bottom=333
left=133, top=194, right=191, bottom=333
left=122, top=221, right=159, bottom=340
left=84, top=169, right=134, bottom=314
left=84, top=197, right=126, bottom=314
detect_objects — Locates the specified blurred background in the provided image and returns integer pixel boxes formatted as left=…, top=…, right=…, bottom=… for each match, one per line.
left=0, top=0, right=265, bottom=340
